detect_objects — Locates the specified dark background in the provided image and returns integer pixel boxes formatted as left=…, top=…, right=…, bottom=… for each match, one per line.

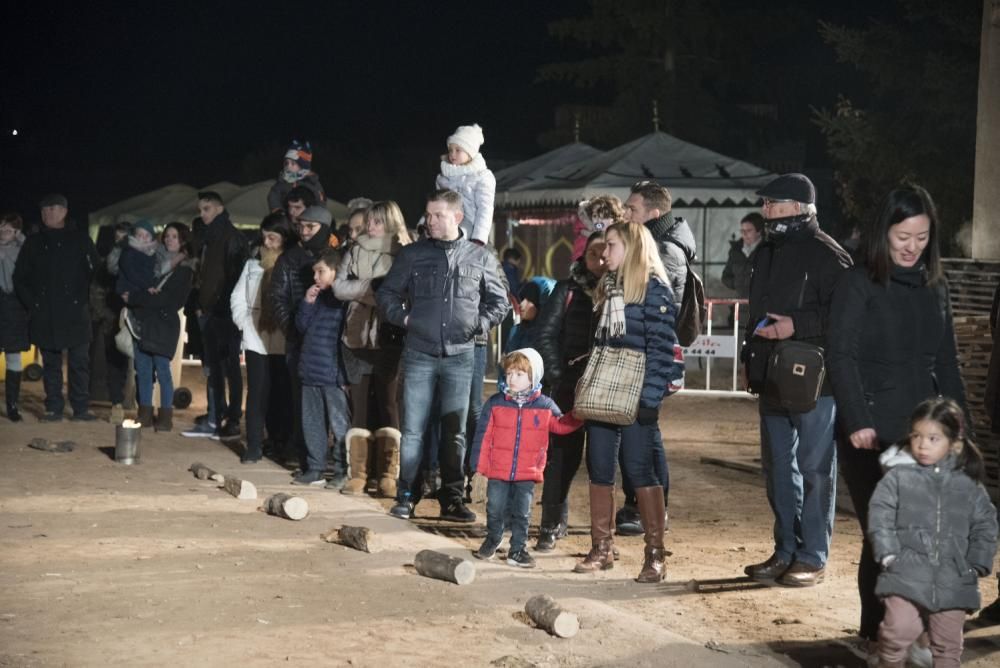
left=2, top=0, right=968, bottom=234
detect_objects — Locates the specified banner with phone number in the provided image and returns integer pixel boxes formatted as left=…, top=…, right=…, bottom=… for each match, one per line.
left=681, top=335, right=738, bottom=358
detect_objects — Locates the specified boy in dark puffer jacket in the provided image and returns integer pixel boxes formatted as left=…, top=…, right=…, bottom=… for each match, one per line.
left=293, top=248, right=350, bottom=488
left=468, top=348, right=582, bottom=568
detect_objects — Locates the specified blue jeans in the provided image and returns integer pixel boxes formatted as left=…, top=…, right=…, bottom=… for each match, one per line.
left=485, top=479, right=534, bottom=553
left=134, top=348, right=173, bottom=408
left=587, top=420, right=664, bottom=488
left=759, top=395, right=837, bottom=568
left=301, top=384, right=351, bottom=476
left=398, top=347, right=474, bottom=505
left=464, top=344, right=488, bottom=475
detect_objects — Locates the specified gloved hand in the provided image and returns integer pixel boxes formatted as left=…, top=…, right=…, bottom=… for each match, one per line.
left=470, top=473, right=489, bottom=504
left=637, top=406, right=659, bottom=426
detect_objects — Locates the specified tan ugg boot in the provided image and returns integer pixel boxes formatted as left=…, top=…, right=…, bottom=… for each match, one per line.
left=375, top=427, right=401, bottom=498
left=341, top=428, right=373, bottom=495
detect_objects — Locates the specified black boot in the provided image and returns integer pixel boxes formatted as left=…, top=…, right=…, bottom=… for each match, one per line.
left=535, top=503, right=565, bottom=551
left=5, top=370, right=22, bottom=422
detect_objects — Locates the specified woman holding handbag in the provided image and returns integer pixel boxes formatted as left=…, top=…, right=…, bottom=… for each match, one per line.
left=334, top=200, right=412, bottom=497
left=574, top=222, right=681, bottom=582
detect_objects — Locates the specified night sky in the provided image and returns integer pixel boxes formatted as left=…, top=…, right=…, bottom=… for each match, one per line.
left=3, top=0, right=901, bottom=224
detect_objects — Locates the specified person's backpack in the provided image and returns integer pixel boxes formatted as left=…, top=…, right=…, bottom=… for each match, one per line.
left=665, top=238, right=707, bottom=347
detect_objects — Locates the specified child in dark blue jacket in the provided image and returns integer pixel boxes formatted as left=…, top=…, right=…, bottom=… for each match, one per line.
left=293, top=248, right=351, bottom=487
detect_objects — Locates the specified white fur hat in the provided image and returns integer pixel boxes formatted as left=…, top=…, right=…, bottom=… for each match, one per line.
left=447, top=124, right=485, bottom=158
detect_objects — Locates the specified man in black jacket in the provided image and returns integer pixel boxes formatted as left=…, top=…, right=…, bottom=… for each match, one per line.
left=14, top=194, right=100, bottom=421
left=181, top=192, right=248, bottom=438
left=741, top=174, right=851, bottom=587
left=267, top=205, right=334, bottom=465
left=377, top=189, right=509, bottom=522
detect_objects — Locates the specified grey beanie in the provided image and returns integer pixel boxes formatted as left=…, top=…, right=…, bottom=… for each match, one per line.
left=299, top=205, right=332, bottom=226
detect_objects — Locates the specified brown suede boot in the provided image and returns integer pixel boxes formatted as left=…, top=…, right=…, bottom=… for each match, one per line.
left=341, top=428, right=373, bottom=495
left=136, top=405, right=155, bottom=429
left=574, top=484, right=615, bottom=573
left=635, top=485, right=666, bottom=583
left=155, top=407, right=173, bottom=432
left=375, top=427, right=401, bottom=498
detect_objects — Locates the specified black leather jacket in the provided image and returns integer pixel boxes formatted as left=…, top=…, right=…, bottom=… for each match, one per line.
left=535, top=260, right=601, bottom=391
left=376, top=232, right=509, bottom=356
left=270, top=244, right=318, bottom=345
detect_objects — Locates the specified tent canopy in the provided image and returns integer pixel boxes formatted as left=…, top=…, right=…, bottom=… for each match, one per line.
left=501, top=131, right=775, bottom=208
left=89, top=180, right=349, bottom=230
left=494, top=142, right=602, bottom=192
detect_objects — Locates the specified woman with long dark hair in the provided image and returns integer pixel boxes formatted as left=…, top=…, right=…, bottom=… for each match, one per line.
left=827, top=185, right=967, bottom=661
left=231, top=212, right=295, bottom=463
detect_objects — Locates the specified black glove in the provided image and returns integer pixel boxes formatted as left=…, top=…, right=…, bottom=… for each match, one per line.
left=637, top=406, right=659, bottom=426
left=370, top=277, right=383, bottom=292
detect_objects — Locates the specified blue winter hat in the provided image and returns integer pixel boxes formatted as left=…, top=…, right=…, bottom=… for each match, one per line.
left=132, top=219, right=156, bottom=238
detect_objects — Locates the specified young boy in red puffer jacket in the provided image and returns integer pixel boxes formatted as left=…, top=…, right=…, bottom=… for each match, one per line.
left=468, top=347, right=582, bottom=568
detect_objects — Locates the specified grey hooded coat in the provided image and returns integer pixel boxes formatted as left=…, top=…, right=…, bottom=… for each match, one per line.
left=868, top=451, right=997, bottom=612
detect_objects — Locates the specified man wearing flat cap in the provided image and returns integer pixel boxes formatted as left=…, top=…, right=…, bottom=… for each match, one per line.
left=14, top=194, right=100, bottom=421
left=740, top=174, right=852, bottom=587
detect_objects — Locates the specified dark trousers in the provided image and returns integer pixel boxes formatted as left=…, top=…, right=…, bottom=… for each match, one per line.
left=463, top=344, right=489, bottom=476
left=621, top=435, right=669, bottom=507
left=540, top=384, right=587, bottom=507
left=41, top=343, right=90, bottom=416
left=245, top=351, right=292, bottom=460
left=202, top=314, right=243, bottom=424
left=301, top=384, right=351, bottom=476
left=349, top=347, right=402, bottom=430
left=286, top=344, right=306, bottom=467
left=838, top=433, right=885, bottom=641
left=587, top=420, right=664, bottom=488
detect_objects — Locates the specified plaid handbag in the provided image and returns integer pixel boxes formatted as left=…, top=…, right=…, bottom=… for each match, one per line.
left=573, top=345, right=646, bottom=425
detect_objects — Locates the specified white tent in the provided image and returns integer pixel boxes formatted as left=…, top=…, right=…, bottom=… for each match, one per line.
left=89, top=180, right=349, bottom=230
left=503, top=131, right=774, bottom=206
left=495, top=142, right=602, bottom=192
left=497, top=132, right=776, bottom=293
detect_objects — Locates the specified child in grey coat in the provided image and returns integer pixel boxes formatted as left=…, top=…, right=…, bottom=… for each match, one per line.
left=868, top=397, right=998, bottom=668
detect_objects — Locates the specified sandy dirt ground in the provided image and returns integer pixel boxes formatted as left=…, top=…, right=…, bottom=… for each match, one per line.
left=1, top=366, right=998, bottom=667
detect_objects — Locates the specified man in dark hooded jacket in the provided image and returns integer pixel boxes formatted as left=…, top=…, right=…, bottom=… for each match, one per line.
left=268, top=205, right=335, bottom=465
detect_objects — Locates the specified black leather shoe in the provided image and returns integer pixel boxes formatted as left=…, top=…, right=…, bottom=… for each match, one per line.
left=744, top=554, right=791, bottom=580
left=777, top=561, right=825, bottom=587
left=535, top=529, right=557, bottom=552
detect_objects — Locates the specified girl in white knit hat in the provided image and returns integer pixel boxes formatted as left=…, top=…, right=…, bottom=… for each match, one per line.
left=435, top=123, right=496, bottom=245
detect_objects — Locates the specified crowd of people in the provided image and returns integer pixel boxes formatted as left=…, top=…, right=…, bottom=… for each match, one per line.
left=1, top=125, right=999, bottom=666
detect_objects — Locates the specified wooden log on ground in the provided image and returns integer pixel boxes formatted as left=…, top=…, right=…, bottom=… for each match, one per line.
left=525, top=594, right=580, bottom=638
left=223, top=475, right=257, bottom=500
left=261, top=494, right=309, bottom=521
left=413, top=549, right=476, bottom=585
left=320, top=525, right=382, bottom=553
left=189, top=462, right=223, bottom=482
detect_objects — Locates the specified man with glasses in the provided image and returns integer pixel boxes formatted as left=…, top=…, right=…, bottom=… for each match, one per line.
left=614, top=180, right=697, bottom=536
left=741, top=173, right=851, bottom=587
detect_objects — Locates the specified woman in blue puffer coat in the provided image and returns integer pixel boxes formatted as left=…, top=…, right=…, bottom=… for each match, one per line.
left=573, top=222, right=682, bottom=583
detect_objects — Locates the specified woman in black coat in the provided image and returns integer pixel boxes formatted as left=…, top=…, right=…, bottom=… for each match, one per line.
left=826, top=186, right=966, bottom=653
left=0, top=213, right=30, bottom=421
left=533, top=232, right=607, bottom=550
left=125, top=223, right=194, bottom=432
